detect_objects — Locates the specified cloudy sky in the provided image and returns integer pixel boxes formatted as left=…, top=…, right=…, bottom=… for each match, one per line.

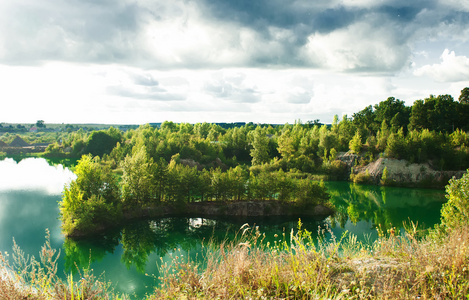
left=0, top=0, right=468, bottom=125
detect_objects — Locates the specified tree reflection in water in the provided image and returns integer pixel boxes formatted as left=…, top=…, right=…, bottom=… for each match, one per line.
left=327, top=182, right=445, bottom=234
left=63, top=216, right=325, bottom=273
left=63, top=183, right=445, bottom=274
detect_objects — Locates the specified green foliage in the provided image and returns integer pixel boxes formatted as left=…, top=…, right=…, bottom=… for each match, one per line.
left=249, top=126, right=270, bottom=166
left=459, top=87, right=469, bottom=105
left=60, top=155, right=121, bottom=235
left=385, top=128, right=405, bottom=159
left=409, top=95, right=463, bottom=133
left=294, top=179, right=329, bottom=207
left=121, top=147, right=155, bottom=207
left=55, top=90, right=469, bottom=236
left=374, top=97, right=410, bottom=132
left=44, top=142, right=65, bottom=157
left=441, top=169, right=469, bottom=230
left=349, top=130, right=362, bottom=154
left=380, top=166, right=389, bottom=185
left=85, top=128, right=121, bottom=157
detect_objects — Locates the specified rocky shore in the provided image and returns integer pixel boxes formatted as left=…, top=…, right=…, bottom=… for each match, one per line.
left=355, top=157, right=465, bottom=187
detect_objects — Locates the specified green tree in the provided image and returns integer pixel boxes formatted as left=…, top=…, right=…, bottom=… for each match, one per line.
left=441, top=170, right=469, bottom=230
left=374, top=97, right=410, bottom=132
left=250, top=126, right=270, bottom=165
left=121, top=147, right=154, bottom=207
left=60, top=155, right=121, bottom=235
left=427, top=94, right=457, bottom=133
left=381, top=166, right=389, bottom=185
left=385, top=129, right=405, bottom=159
left=275, top=169, right=294, bottom=202
left=349, top=130, right=362, bottom=154
left=352, top=105, right=374, bottom=132
left=294, top=180, right=329, bottom=207
left=277, top=129, right=296, bottom=161
left=376, top=120, right=390, bottom=152
left=318, top=124, right=335, bottom=159
left=337, top=115, right=355, bottom=151
left=409, top=99, right=429, bottom=131
left=459, top=87, right=469, bottom=104
left=152, top=157, right=168, bottom=202
left=85, top=129, right=121, bottom=157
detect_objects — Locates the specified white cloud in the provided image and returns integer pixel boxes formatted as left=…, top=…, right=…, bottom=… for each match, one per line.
left=301, top=21, right=410, bottom=72
left=414, top=49, right=469, bottom=82
left=440, top=0, right=469, bottom=12
left=340, top=0, right=384, bottom=7
left=203, top=71, right=261, bottom=103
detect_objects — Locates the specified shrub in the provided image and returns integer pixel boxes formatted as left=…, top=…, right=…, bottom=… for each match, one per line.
left=440, top=169, right=469, bottom=230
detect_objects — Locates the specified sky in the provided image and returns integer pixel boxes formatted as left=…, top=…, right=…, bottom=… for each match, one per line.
left=0, top=0, right=468, bottom=125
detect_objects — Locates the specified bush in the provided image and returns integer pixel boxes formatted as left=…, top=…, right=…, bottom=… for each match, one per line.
left=441, top=169, right=469, bottom=230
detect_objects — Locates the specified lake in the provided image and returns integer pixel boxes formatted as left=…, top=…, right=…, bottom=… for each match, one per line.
left=0, top=157, right=446, bottom=298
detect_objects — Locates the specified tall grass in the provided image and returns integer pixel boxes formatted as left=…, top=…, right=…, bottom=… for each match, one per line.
left=2, top=224, right=469, bottom=299
left=151, top=222, right=469, bottom=299
left=0, top=229, right=126, bottom=300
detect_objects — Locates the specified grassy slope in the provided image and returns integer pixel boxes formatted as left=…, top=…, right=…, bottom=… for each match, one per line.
left=151, top=224, right=469, bottom=299
left=2, top=224, right=469, bottom=299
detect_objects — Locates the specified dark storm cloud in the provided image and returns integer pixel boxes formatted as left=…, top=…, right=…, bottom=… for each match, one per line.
left=209, top=1, right=360, bottom=32
left=202, top=0, right=431, bottom=36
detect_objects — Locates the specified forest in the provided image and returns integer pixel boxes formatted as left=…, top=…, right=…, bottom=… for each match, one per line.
left=51, top=89, right=469, bottom=236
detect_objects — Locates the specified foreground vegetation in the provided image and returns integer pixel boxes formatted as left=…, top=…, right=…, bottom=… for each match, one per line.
left=153, top=223, right=469, bottom=299
left=1, top=169, right=469, bottom=299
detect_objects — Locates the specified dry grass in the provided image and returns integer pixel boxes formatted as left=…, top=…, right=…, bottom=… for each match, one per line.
left=2, top=224, right=469, bottom=299
left=0, top=229, right=126, bottom=300
left=151, top=222, right=469, bottom=300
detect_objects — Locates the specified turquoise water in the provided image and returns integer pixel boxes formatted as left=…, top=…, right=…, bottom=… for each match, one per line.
left=0, top=157, right=446, bottom=297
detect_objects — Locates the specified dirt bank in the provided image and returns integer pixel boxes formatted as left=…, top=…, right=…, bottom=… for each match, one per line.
left=353, top=157, right=466, bottom=187
left=124, top=201, right=334, bottom=219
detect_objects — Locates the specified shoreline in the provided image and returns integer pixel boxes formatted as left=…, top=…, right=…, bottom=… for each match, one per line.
left=66, top=201, right=335, bottom=238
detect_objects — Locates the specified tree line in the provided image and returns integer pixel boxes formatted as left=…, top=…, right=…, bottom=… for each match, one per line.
left=58, top=88, right=469, bottom=235
left=47, top=88, right=469, bottom=174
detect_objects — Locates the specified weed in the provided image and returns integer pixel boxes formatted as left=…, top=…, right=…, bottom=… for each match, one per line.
left=0, top=229, right=127, bottom=300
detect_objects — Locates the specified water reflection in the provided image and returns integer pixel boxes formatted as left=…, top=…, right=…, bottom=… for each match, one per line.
left=326, top=182, right=446, bottom=233
left=64, top=217, right=321, bottom=272
left=0, top=157, right=75, bottom=193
